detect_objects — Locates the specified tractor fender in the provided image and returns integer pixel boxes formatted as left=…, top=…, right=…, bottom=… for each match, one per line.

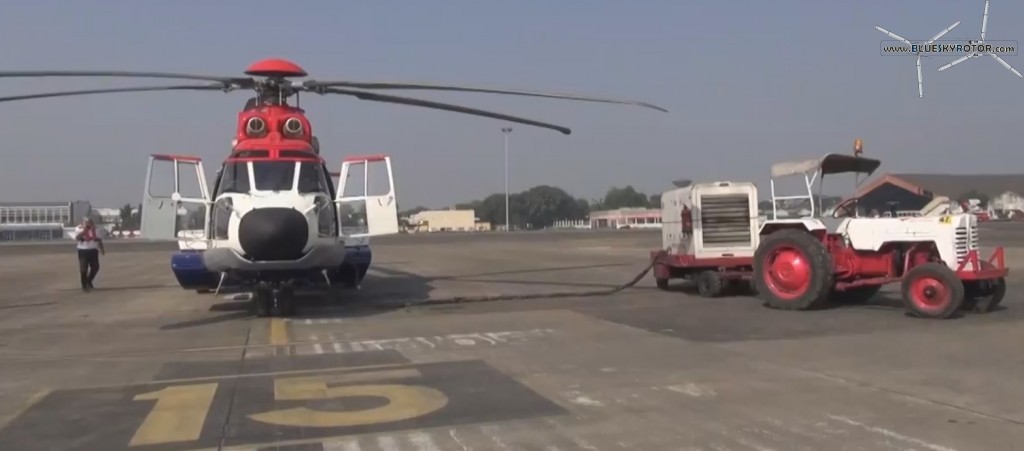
left=758, top=219, right=827, bottom=238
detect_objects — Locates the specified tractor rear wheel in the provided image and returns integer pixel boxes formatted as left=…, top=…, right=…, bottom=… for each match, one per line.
left=696, top=270, right=724, bottom=298
left=901, top=263, right=964, bottom=319
left=963, top=261, right=1006, bottom=313
left=753, top=229, right=833, bottom=310
left=831, top=285, right=882, bottom=304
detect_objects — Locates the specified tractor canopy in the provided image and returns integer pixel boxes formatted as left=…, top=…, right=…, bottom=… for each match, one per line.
left=770, top=153, right=881, bottom=178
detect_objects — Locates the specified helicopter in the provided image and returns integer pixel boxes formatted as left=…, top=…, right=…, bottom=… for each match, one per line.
left=0, top=58, right=667, bottom=317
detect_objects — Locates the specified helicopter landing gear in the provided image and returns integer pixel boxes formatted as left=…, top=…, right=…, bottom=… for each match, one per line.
left=251, top=281, right=297, bottom=317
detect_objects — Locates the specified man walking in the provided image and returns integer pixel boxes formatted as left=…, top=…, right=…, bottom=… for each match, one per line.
left=74, top=217, right=105, bottom=291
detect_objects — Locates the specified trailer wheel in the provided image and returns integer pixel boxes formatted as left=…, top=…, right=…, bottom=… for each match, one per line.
left=831, top=286, right=881, bottom=304
left=656, top=278, right=670, bottom=290
left=753, top=229, right=833, bottom=310
left=901, top=263, right=964, bottom=319
left=696, top=270, right=724, bottom=298
left=963, top=262, right=1006, bottom=313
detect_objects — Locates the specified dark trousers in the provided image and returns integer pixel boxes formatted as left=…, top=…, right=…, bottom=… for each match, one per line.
left=78, top=249, right=100, bottom=289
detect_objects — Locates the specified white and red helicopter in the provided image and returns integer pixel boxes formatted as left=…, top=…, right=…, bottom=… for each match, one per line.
left=0, top=58, right=667, bottom=316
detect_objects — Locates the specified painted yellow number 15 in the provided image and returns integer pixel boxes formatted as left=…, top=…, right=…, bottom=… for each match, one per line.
left=128, top=369, right=449, bottom=447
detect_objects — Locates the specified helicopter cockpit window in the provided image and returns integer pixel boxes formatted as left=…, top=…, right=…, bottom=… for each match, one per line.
left=298, top=162, right=330, bottom=194
left=215, top=162, right=251, bottom=195
left=252, top=161, right=296, bottom=191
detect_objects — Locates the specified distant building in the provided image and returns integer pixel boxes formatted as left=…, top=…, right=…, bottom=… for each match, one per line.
left=0, top=200, right=92, bottom=242
left=589, top=208, right=662, bottom=229
left=408, top=209, right=489, bottom=232
left=856, top=173, right=1024, bottom=215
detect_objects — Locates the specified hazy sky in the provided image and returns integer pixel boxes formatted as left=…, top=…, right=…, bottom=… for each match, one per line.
left=1, top=0, right=1022, bottom=208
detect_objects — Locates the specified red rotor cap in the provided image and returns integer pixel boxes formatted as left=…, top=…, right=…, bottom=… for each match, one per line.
left=244, top=58, right=308, bottom=78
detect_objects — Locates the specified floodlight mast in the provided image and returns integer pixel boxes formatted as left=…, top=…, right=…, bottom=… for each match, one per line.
left=938, top=0, right=1023, bottom=78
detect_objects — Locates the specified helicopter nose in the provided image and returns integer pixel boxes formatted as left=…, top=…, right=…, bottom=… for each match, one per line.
left=238, top=208, right=309, bottom=261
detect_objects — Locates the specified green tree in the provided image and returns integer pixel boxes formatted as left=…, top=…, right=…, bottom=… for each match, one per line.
left=648, top=193, right=661, bottom=209
left=118, top=203, right=134, bottom=230
left=519, top=185, right=579, bottom=229
left=602, top=186, right=651, bottom=209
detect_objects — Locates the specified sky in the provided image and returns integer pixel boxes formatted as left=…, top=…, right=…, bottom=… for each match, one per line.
left=1, top=0, right=1023, bottom=209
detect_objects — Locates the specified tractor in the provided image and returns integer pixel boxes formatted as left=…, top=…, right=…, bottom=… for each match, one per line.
left=653, top=152, right=1008, bottom=319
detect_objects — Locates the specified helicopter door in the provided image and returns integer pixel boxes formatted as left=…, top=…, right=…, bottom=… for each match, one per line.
left=140, top=154, right=212, bottom=248
left=335, top=155, right=399, bottom=237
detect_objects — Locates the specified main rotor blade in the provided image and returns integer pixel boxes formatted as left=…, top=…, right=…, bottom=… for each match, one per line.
left=312, top=86, right=574, bottom=134
left=938, top=54, right=972, bottom=71
left=0, top=83, right=230, bottom=103
left=989, top=53, right=1023, bottom=78
left=926, top=21, right=960, bottom=45
left=875, top=26, right=913, bottom=46
left=0, top=70, right=248, bottom=85
left=304, top=81, right=667, bottom=113
left=917, top=56, right=924, bottom=98
left=981, top=0, right=990, bottom=41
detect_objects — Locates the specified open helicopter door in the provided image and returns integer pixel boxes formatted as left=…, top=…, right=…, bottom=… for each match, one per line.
left=335, top=154, right=399, bottom=237
left=140, top=154, right=212, bottom=249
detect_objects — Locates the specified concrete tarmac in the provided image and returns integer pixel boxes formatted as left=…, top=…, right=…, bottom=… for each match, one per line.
left=0, top=225, right=1023, bottom=450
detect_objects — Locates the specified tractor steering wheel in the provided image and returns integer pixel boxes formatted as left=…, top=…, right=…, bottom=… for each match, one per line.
left=832, top=197, right=860, bottom=218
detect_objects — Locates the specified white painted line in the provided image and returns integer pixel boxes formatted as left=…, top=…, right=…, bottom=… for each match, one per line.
left=826, top=414, right=958, bottom=451
left=479, top=425, right=511, bottom=450
left=323, top=438, right=362, bottom=451
left=310, top=334, right=324, bottom=354
left=377, top=435, right=401, bottom=451
left=449, top=428, right=470, bottom=451
left=408, top=431, right=441, bottom=451
left=332, top=341, right=345, bottom=353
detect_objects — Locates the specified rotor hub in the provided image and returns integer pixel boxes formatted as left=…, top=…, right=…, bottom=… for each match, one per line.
left=244, top=58, right=308, bottom=78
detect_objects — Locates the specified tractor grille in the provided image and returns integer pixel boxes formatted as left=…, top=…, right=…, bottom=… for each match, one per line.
left=700, top=194, right=752, bottom=248
left=954, top=223, right=979, bottom=264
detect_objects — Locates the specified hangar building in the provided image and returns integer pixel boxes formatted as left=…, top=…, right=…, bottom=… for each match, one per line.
left=0, top=201, right=92, bottom=242
left=855, top=173, right=1024, bottom=215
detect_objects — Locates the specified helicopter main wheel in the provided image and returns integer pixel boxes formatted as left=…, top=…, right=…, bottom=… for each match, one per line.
left=252, top=283, right=273, bottom=317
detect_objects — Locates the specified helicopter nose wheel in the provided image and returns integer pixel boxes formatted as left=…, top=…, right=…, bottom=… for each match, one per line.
left=252, top=281, right=297, bottom=317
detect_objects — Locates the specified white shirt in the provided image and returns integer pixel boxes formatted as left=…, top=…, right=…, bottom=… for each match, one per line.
left=75, top=226, right=102, bottom=250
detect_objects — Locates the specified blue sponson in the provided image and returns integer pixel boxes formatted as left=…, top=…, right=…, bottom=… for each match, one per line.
left=170, top=251, right=219, bottom=290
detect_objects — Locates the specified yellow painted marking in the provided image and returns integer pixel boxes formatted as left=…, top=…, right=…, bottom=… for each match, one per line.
left=0, top=389, right=51, bottom=430
left=270, top=318, right=288, bottom=346
left=129, top=383, right=218, bottom=447
left=249, top=369, right=448, bottom=428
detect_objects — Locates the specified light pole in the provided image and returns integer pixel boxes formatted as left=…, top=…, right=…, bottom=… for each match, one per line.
left=502, top=127, right=512, bottom=231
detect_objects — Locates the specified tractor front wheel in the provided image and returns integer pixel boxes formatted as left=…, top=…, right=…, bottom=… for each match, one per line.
left=753, top=229, right=834, bottom=310
left=901, top=263, right=964, bottom=319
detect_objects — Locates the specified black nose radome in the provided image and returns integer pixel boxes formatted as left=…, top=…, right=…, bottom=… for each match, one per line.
left=238, top=208, right=309, bottom=261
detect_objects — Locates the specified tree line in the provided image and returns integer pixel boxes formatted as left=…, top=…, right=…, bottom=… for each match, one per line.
left=400, top=185, right=662, bottom=230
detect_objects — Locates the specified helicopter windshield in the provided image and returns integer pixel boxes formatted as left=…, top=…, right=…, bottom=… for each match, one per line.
left=215, top=162, right=251, bottom=195
left=252, top=161, right=296, bottom=191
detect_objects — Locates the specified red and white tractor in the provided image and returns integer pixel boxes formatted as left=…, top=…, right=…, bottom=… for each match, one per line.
left=653, top=152, right=1008, bottom=319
